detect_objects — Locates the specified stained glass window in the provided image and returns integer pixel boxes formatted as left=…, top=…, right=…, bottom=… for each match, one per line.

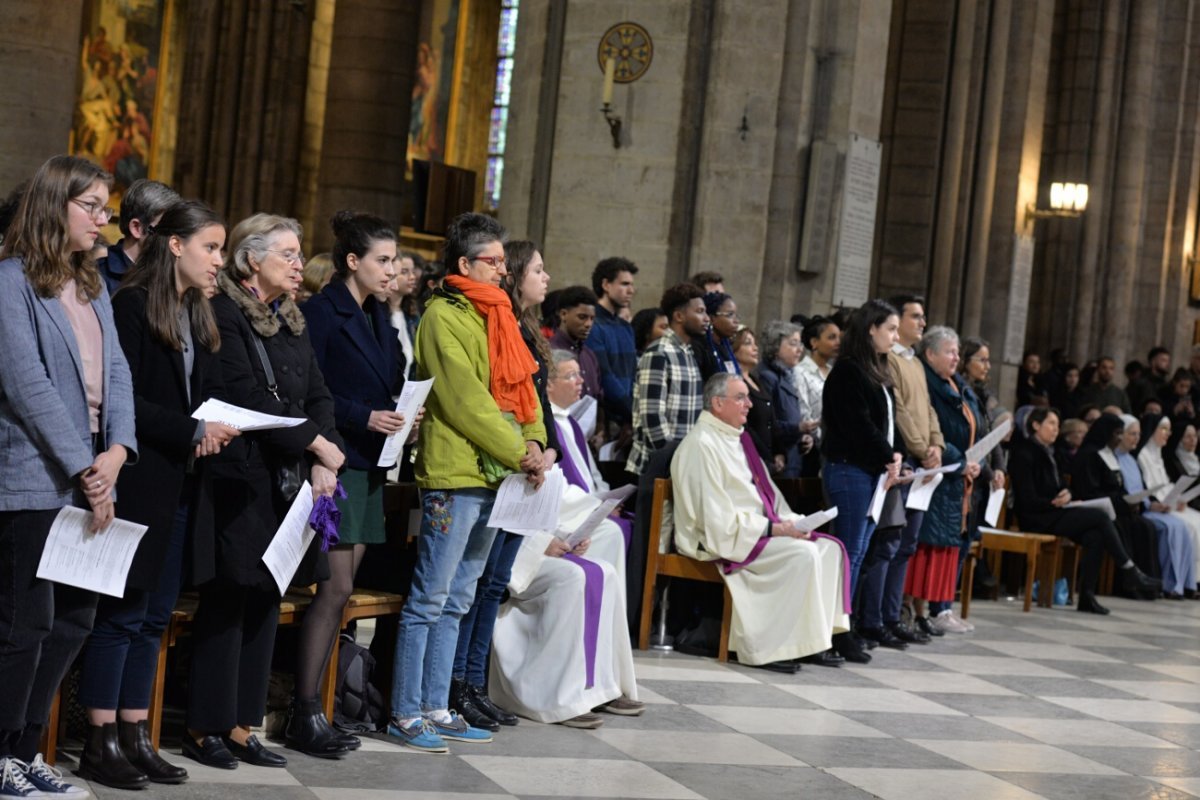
left=486, top=0, right=518, bottom=211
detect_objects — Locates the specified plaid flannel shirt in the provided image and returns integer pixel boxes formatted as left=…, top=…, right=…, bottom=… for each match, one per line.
left=626, top=328, right=703, bottom=475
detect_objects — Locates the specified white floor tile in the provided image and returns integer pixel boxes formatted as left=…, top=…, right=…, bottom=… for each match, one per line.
left=1091, top=679, right=1200, bottom=703
left=688, top=705, right=890, bottom=737
left=312, top=791, right=516, bottom=800
left=1153, top=777, right=1200, bottom=798
left=589, top=729, right=802, bottom=766
left=908, top=653, right=1074, bottom=677
left=970, top=641, right=1121, bottom=662
left=459, top=755, right=703, bottom=799
left=908, top=739, right=1124, bottom=775
left=1012, top=627, right=1162, bottom=649
left=850, top=668, right=1020, bottom=695
left=1041, top=696, right=1200, bottom=724
left=776, top=685, right=966, bottom=715
left=630, top=661, right=759, bottom=684
left=979, top=716, right=1180, bottom=748
left=634, top=684, right=678, bottom=705
left=1144, top=663, right=1200, bottom=684
left=827, top=767, right=1047, bottom=800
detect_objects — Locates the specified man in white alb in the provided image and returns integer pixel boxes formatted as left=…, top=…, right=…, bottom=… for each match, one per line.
left=671, top=373, right=851, bottom=672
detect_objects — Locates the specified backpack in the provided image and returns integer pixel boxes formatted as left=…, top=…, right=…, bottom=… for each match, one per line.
left=333, top=633, right=386, bottom=732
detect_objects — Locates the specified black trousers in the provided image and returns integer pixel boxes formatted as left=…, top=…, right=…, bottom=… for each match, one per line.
left=186, top=580, right=280, bottom=733
left=1037, top=508, right=1130, bottom=594
left=0, top=509, right=98, bottom=759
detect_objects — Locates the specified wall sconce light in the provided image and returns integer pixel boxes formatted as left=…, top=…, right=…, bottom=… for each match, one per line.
left=600, top=57, right=622, bottom=149
left=1025, top=181, right=1089, bottom=227
left=597, top=22, right=653, bottom=150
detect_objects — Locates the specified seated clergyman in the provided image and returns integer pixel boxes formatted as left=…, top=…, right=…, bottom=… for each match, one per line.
left=671, top=373, right=851, bottom=673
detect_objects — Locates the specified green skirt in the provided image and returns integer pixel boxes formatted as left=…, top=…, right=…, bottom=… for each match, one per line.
left=335, top=468, right=386, bottom=545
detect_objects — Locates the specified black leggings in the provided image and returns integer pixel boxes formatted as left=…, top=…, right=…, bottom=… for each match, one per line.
left=294, top=544, right=365, bottom=702
left=1041, top=508, right=1131, bottom=594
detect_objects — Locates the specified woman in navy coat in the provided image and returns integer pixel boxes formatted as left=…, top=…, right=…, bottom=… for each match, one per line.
left=292, top=211, right=410, bottom=755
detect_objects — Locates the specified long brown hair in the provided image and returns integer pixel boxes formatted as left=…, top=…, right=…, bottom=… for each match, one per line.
left=118, top=200, right=223, bottom=352
left=0, top=155, right=112, bottom=301
left=503, top=239, right=552, bottom=364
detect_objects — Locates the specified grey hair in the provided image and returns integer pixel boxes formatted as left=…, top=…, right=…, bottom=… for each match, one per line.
left=760, top=320, right=803, bottom=365
left=917, top=325, right=959, bottom=358
left=703, top=372, right=738, bottom=411
left=224, top=213, right=304, bottom=281
left=549, top=348, right=577, bottom=380
left=118, top=179, right=180, bottom=237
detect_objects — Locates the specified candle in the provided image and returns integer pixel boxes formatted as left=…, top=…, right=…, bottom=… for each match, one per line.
left=602, top=56, right=615, bottom=106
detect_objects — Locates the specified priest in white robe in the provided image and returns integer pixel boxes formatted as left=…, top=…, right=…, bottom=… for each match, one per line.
left=488, top=352, right=641, bottom=727
left=672, top=373, right=851, bottom=671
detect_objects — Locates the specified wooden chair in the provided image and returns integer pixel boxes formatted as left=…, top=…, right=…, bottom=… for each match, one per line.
left=637, top=478, right=733, bottom=662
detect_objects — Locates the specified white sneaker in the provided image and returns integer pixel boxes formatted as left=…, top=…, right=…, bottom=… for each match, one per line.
left=0, top=758, right=44, bottom=798
left=949, top=610, right=975, bottom=632
left=22, top=756, right=86, bottom=798
left=932, top=610, right=970, bottom=634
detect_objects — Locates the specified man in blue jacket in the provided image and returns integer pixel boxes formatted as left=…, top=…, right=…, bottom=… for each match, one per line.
left=586, top=257, right=638, bottom=431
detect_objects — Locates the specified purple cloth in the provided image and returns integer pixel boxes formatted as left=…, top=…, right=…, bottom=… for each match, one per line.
left=550, top=329, right=603, bottom=402
left=721, top=431, right=853, bottom=613
left=308, top=481, right=347, bottom=552
left=555, top=417, right=592, bottom=492
left=563, top=553, right=604, bottom=688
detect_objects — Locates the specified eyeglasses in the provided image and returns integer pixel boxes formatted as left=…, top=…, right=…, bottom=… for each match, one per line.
left=267, top=250, right=305, bottom=266
left=557, top=371, right=582, bottom=381
left=70, top=198, right=116, bottom=223
left=472, top=255, right=507, bottom=268
left=719, top=393, right=751, bottom=404
left=712, top=311, right=739, bottom=319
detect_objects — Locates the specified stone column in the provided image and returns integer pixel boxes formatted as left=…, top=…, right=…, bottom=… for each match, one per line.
left=0, top=1, right=85, bottom=189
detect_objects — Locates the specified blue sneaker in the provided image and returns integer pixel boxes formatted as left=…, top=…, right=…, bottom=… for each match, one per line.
left=426, top=711, right=493, bottom=743
left=23, top=756, right=86, bottom=798
left=386, top=718, right=448, bottom=754
left=0, top=758, right=44, bottom=798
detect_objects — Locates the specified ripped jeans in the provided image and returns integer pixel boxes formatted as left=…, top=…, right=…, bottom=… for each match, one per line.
left=389, top=488, right=499, bottom=720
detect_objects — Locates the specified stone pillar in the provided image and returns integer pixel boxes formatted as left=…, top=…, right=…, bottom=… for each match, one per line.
left=0, top=1, right=85, bottom=189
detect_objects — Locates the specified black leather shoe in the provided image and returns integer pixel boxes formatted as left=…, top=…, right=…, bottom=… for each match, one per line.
left=468, top=684, right=519, bottom=727
left=915, top=616, right=946, bottom=637
left=1119, top=566, right=1162, bottom=597
left=77, top=722, right=150, bottom=789
left=888, top=621, right=931, bottom=645
left=450, top=679, right=500, bottom=731
left=335, top=733, right=362, bottom=750
left=1077, top=591, right=1110, bottom=615
left=223, top=734, right=287, bottom=767
left=756, top=659, right=802, bottom=674
left=285, top=698, right=350, bottom=759
left=858, top=626, right=908, bottom=650
left=118, top=720, right=188, bottom=784
left=851, top=629, right=877, bottom=650
left=180, top=735, right=237, bottom=770
left=832, top=631, right=872, bottom=664
left=800, top=649, right=845, bottom=667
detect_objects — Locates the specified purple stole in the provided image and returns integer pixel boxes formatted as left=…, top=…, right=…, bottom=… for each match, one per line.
left=556, top=415, right=633, bottom=549
left=719, top=431, right=854, bottom=613
left=563, top=553, right=603, bottom=688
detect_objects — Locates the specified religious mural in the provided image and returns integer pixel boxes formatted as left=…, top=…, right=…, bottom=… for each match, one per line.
left=408, top=0, right=461, bottom=173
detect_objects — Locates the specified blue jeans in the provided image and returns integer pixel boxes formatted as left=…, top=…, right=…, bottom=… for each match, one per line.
left=824, top=461, right=879, bottom=602
left=78, top=503, right=188, bottom=709
left=453, top=530, right=522, bottom=687
left=390, top=488, right=499, bottom=719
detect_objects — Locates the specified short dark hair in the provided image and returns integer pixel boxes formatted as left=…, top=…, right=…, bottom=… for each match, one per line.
left=591, top=256, right=638, bottom=296
left=887, top=294, right=925, bottom=317
left=801, top=315, right=837, bottom=351
left=557, top=285, right=598, bottom=312
left=118, top=179, right=180, bottom=237
left=443, top=212, right=506, bottom=276
left=632, top=307, right=665, bottom=352
left=329, top=210, right=396, bottom=279
left=660, top=282, right=704, bottom=320
left=1148, top=346, right=1170, bottom=361
left=1125, top=360, right=1145, bottom=378
left=1025, top=406, right=1060, bottom=435
left=688, top=270, right=724, bottom=288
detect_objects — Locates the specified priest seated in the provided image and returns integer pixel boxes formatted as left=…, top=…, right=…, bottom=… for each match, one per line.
left=671, top=373, right=851, bottom=673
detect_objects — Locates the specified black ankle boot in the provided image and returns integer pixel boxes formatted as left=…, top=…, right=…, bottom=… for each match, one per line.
left=118, top=720, right=188, bottom=784
left=77, top=722, right=149, bottom=790
left=468, top=684, right=518, bottom=727
left=284, top=698, right=350, bottom=759
left=1077, top=591, right=1111, bottom=615
left=1120, top=566, right=1162, bottom=597
left=449, top=679, right=500, bottom=731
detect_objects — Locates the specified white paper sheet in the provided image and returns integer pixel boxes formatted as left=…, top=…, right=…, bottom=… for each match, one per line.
left=192, top=398, right=307, bottom=431
left=1066, top=496, right=1116, bottom=520
left=261, top=481, right=316, bottom=595
left=1158, top=475, right=1197, bottom=507
left=985, top=487, right=1005, bottom=527
left=794, top=506, right=839, bottom=533
left=905, top=473, right=945, bottom=511
left=893, top=462, right=962, bottom=484
left=568, top=395, right=599, bottom=439
left=560, top=484, right=638, bottom=547
left=488, top=469, right=566, bottom=532
left=867, top=474, right=888, bottom=522
left=1179, top=483, right=1200, bottom=505
left=597, top=441, right=620, bottom=462
left=376, top=378, right=435, bottom=468
left=1123, top=485, right=1166, bottom=505
left=36, top=507, right=148, bottom=598
left=964, top=418, right=1014, bottom=465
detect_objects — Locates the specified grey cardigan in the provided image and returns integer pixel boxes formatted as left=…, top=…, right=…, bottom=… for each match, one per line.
left=0, top=257, right=137, bottom=511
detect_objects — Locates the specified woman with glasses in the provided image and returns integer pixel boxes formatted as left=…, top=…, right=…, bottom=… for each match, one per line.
left=695, top=292, right=741, bottom=381
left=757, top=320, right=815, bottom=478
left=0, top=154, right=137, bottom=797
left=184, top=214, right=345, bottom=770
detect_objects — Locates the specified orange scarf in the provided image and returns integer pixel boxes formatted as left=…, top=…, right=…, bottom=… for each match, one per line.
left=444, top=274, right=539, bottom=424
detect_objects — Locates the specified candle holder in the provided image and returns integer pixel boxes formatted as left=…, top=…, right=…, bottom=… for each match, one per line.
left=601, top=102, right=622, bottom=149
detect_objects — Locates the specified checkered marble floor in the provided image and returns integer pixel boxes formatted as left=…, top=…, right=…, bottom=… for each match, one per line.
left=62, top=596, right=1200, bottom=800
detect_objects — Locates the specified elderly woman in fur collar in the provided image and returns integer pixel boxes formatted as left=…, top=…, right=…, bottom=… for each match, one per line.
left=183, top=214, right=345, bottom=771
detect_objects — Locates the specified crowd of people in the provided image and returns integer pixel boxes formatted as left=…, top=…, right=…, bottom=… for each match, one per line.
left=0, top=153, right=1193, bottom=798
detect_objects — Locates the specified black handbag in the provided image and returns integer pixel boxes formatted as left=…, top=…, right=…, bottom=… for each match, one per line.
left=249, top=333, right=305, bottom=505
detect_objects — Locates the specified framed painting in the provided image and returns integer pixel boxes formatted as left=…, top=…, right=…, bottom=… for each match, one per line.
left=408, top=0, right=466, bottom=175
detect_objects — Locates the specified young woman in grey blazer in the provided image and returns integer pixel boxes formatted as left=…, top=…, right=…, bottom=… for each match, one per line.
left=0, top=154, right=137, bottom=797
